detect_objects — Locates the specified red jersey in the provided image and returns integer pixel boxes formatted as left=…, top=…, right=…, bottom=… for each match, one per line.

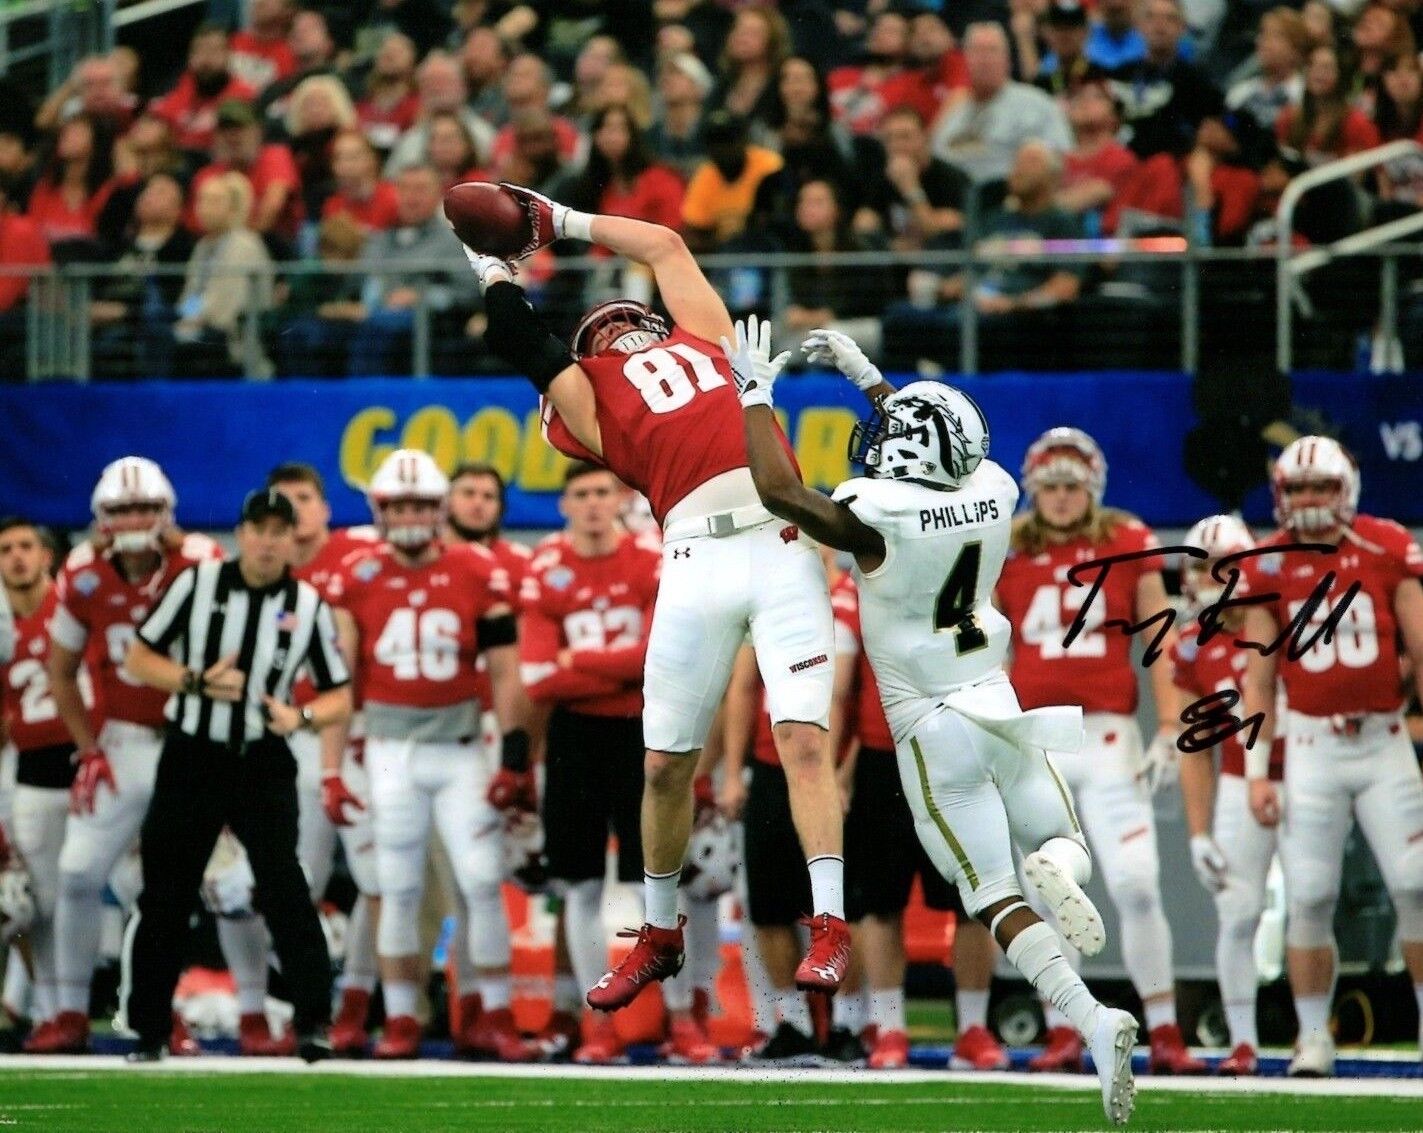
left=997, top=516, right=1162, bottom=714
left=228, top=30, right=296, bottom=92
left=357, top=94, right=421, bottom=153
left=1235, top=516, right=1423, bottom=717
left=831, top=574, right=894, bottom=753
left=190, top=145, right=304, bottom=239
left=150, top=73, right=258, bottom=152
left=520, top=532, right=660, bottom=718
left=880, top=55, right=969, bottom=124
left=2, top=588, right=94, bottom=753
left=322, top=182, right=400, bottom=231
left=542, top=327, right=798, bottom=526
left=1170, top=618, right=1284, bottom=779
left=290, top=527, right=380, bottom=705
left=49, top=535, right=222, bottom=729
left=25, top=178, right=116, bottom=244
left=469, top=536, right=532, bottom=713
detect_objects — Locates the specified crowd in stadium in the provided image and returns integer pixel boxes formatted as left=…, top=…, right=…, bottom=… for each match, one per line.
left=4, top=0, right=1423, bottom=377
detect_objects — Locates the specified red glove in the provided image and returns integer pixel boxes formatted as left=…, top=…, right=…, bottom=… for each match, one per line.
left=486, top=768, right=537, bottom=813
left=0, top=821, right=11, bottom=868
left=693, top=774, right=717, bottom=820
left=322, top=772, right=365, bottom=827
left=70, top=748, right=117, bottom=816
left=498, top=183, right=562, bottom=260
left=347, top=735, right=366, bottom=767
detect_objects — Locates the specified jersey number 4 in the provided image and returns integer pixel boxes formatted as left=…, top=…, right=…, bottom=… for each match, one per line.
left=935, top=542, right=989, bottom=655
left=374, top=608, right=461, bottom=681
left=622, top=344, right=726, bottom=414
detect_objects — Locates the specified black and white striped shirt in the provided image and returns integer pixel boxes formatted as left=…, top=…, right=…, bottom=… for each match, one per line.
left=137, top=560, right=349, bottom=747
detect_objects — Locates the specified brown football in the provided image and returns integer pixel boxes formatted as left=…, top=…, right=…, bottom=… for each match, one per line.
left=443, top=182, right=530, bottom=258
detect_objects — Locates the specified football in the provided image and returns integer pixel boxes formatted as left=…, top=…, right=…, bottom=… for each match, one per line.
left=443, top=181, right=530, bottom=259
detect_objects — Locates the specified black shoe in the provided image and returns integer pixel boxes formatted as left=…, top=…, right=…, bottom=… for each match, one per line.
left=297, top=1031, right=333, bottom=1064
left=820, top=1025, right=866, bottom=1065
left=125, top=1043, right=166, bottom=1063
left=741, top=1022, right=823, bottom=1067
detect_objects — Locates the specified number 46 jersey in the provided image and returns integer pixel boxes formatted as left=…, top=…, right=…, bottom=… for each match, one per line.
left=832, top=461, right=1017, bottom=742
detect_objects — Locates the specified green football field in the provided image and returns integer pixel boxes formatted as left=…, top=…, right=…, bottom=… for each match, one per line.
left=3, top=1068, right=1422, bottom=1133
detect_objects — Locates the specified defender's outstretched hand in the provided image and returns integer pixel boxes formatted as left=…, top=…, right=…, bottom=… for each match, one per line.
left=802, top=328, right=882, bottom=391
left=721, top=314, right=791, bottom=409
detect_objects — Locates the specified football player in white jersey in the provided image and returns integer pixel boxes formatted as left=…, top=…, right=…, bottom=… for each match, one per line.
left=727, top=320, right=1137, bottom=1126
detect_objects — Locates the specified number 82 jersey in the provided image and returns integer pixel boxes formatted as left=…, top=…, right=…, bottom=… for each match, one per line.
left=832, top=461, right=1016, bottom=743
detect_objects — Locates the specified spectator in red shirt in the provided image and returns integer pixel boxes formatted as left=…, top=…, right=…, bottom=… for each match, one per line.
left=149, top=24, right=257, bottom=156
left=285, top=76, right=357, bottom=221
left=881, top=9, right=969, bottom=122
left=1276, top=45, right=1380, bottom=165
left=356, top=32, right=420, bottom=157
left=98, top=113, right=186, bottom=251
left=1060, top=83, right=1139, bottom=226
left=427, top=110, right=488, bottom=190
left=708, top=4, right=792, bottom=129
left=190, top=100, right=302, bottom=248
left=25, top=115, right=116, bottom=250
left=257, top=11, right=341, bottom=141
left=322, top=130, right=399, bottom=232
left=229, top=0, right=297, bottom=93
left=0, top=181, right=50, bottom=323
left=567, top=105, right=684, bottom=237
left=827, top=9, right=909, bottom=136
left=486, top=55, right=582, bottom=171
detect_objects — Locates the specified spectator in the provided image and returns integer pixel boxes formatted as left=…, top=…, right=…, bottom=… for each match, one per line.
left=1375, top=55, right=1423, bottom=212
left=0, top=122, right=37, bottom=208
left=461, top=27, right=510, bottom=127
left=759, top=56, right=858, bottom=165
left=0, top=181, right=49, bottom=346
left=826, top=9, right=909, bottom=136
left=878, top=9, right=968, bottom=125
left=648, top=53, right=711, bottom=179
left=111, top=46, right=141, bottom=105
left=273, top=212, right=369, bottom=376
left=35, top=55, right=138, bottom=134
left=707, top=4, right=793, bottom=127
left=99, top=114, right=187, bottom=253
left=1086, top=0, right=1149, bottom=69
left=593, top=64, right=656, bottom=131
left=191, top=100, right=302, bottom=251
left=487, top=55, right=582, bottom=170
left=230, top=0, right=297, bottom=93
left=258, top=11, right=343, bottom=142
left=25, top=115, right=117, bottom=250
left=1225, top=8, right=1307, bottom=131
left=427, top=110, right=489, bottom=189
left=1351, top=3, right=1416, bottom=118
left=1108, top=0, right=1223, bottom=158
left=567, top=36, right=625, bottom=122
left=286, top=76, right=358, bottom=222
left=855, top=106, right=969, bottom=251
left=568, top=105, right=684, bottom=233
left=1276, top=45, right=1380, bottom=165
left=385, top=51, right=496, bottom=176
left=354, top=0, right=451, bottom=59
left=149, top=24, right=258, bottom=157
left=931, top=23, right=1073, bottom=184
left=1301, top=1, right=1336, bottom=51
left=1034, top=2, right=1099, bottom=100
left=1181, top=113, right=1269, bottom=243
left=492, top=108, right=577, bottom=195
left=356, top=32, right=420, bottom=156
left=680, top=109, right=784, bottom=250
left=321, top=129, right=400, bottom=232
left=1058, top=83, right=1139, bottom=227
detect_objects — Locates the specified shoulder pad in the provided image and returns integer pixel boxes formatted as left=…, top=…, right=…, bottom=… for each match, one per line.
left=831, top=476, right=905, bottom=527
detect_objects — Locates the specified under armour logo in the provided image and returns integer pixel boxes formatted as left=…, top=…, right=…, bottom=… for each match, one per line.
left=595, top=973, right=614, bottom=989
left=672, top=547, right=691, bottom=559
left=810, top=964, right=837, bottom=982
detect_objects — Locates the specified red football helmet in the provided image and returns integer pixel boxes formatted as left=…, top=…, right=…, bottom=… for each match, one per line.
left=572, top=299, right=669, bottom=358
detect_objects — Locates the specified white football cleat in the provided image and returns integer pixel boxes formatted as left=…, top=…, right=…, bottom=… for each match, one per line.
left=1089, top=1008, right=1138, bottom=1126
left=1023, top=850, right=1106, bottom=957
left=1287, top=1033, right=1336, bottom=1078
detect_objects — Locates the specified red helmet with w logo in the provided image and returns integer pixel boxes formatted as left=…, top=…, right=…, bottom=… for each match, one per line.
left=572, top=299, right=670, bottom=358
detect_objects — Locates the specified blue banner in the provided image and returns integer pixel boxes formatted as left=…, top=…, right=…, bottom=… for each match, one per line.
left=1, top=372, right=1417, bottom=530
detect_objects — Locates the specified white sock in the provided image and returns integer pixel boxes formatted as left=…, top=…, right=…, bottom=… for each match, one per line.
left=383, top=980, right=418, bottom=1019
left=644, top=870, right=682, bottom=929
left=560, top=208, right=594, bottom=243
left=684, top=896, right=721, bottom=991
left=477, top=975, right=510, bottom=1012
left=1215, top=914, right=1259, bottom=1046
left=1295, top=994, right=1331, bottom=1043
left=807, top=856, right=845, bottom=920
left=554, top=973, right=581, bottom=1014
left=218, top=917, right=271, bottom=1016
left=1043, top=1002, right=1071, bottom=1029
left=1143, top=998, right=1176, bottom=1032
left=339, top=897, right=378, bottom=994
left=54, top=884, right=104, bottom=1015
left=565, top=879, right=610, bottom=992
left=869, top=988, right=906, bottom=1032
left=1225, top=1001, right=1258, bottom=1049
left=1006, top=922, right=1101, bottom=1039
left=833, top=989, right=865, bottom=1033
left=777, top=990, right=812, bottom=1036
left=957, top=987, right=990, bottom=1031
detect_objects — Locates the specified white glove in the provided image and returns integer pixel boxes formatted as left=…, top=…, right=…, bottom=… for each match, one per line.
left=720, top=314, right=791, bottom=409
left=1140, top=728, right=1180, bottom=794
left=1189, top=833, right=1229, bottom=894
left=801, top=327, right=882, bottom=391
left=0, top=863, right=35, bottom=941
left=464, top=248, right=515, bottom=288
left=200, top=832, right=256, bottom=918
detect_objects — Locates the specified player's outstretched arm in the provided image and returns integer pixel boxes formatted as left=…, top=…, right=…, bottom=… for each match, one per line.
left=801, top=328, right=896, bottom=404
left=725, top=317, right=886, bottom=570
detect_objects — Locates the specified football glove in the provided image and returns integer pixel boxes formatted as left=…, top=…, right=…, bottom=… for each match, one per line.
left=321, top=772, right=365, bottom=827
left=498, top=183, right=567, bottom=260
left=1189, top=833, right=1229, bottom=894
left=70, top=747, right=116, bottom=815
left=801, top=328, right=882, bottom=391
left=464, top=247, right=516, bottom=288
left=720, top=314, right=791, bottom=409
left=201, top=832, right=256, bottom=919
left=1140, top=729, right=1180, bottom=794
left=487, top=768, right=538, bottom=813
left=0, top=862, right=35, bottom=942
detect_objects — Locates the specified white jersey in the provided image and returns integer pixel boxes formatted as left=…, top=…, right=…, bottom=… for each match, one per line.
left=832, top=461, right=1017, bottom=741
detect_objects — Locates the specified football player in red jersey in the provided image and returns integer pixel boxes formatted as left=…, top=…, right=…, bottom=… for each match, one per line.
left=42, top=457, right=265, bottom=1056
left=322, top=448, right=534, bottom=1061
left=461, top=185, right=848, bottom=1009
left=265, top=463, right=382, bottom=1055
left=995, top=428, right=1205, bottom=1075
left=1238, top=436, right=1423, bottom=1077
left=1167, top=515, right=1283, bottom=1077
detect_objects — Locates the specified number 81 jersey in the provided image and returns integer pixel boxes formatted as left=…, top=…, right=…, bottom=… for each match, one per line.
left=831, top=462, right=1016, bottom=742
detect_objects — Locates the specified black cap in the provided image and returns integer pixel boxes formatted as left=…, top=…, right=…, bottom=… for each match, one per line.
left=1046, top=1, right=1089, bottom=27
left=240, top=487, right=296, bottom=526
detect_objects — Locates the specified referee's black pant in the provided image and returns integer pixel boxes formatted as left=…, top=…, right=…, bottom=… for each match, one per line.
left=128, top=730, right=332, bottom=1047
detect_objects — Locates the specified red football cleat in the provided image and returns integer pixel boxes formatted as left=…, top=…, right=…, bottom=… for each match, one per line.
left=572, top=1012, right=625, bottom=1065
left=535, top=1009, right=582, bottom=1061
left=239, top=1013, right=295, bottom=1056
left=586, top=917, right=685, bottom=1012
left=1029, top=1026, right=1086, bottom=1072
left=867, top=1028, right=910, bottom=1069
left=662, top=1015, right=721, bottom=1065
left=168, top=1014, right=201, bottom=1057
left=952, top=1024, right=1010, bottom=1071
left=328, top=988, right=371, bottom=1055
left=463, top=1007, right=536, bottom=1062
left=1217, top=1041, right=1258, bottom=1076
left=24, top=1012, right=89, bottom=1054
left=373, top=1015, right=422, bottom=1060
left=794, top=914, right=851, bottom=993
left=452, top=993, right=483, bottom=1056
left=691, top=987, right=712, bottom=1029
left=1148, top=1023, right=1208, bottom=1075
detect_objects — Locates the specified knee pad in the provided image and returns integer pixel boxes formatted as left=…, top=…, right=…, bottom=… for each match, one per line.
left=376, top=888, right=422, bottom=957
left=1215, top=884, right=1265, bottom=935
left=1285, top=896, right=1337, bottom=949
left=1107, top=876, right=1162, bottom=922
left=459, top=831, right=505, bottom=891
left=461, top=883, right=511, bottom=968
left=375, top=841, right=425, bottom=897
left=1390, top=888, right=1423, bottom=941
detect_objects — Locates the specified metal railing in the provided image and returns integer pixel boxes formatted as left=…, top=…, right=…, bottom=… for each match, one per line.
left=0, top=0, right=206, bottom=85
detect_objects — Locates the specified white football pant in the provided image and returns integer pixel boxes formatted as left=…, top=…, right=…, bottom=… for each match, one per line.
left=289, top=730, right=378, bottom=900
left=1211, top=773, right=1277, bottom=1047
left=11, top=784, right=69, bottom=1021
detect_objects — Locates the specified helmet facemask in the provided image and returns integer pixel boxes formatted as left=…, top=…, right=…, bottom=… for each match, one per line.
left=572, top=300, right=670, bottom=358
left=373, top=497, right=445, bottom=552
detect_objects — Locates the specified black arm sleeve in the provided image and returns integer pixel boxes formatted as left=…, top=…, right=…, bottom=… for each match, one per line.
left=482, top=281, right=576, bottom=392
left=476, top=612, right=518, bottom=653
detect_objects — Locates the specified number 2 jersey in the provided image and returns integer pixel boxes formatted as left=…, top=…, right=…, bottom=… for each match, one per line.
left=2, top=588, right=95, bottom=786
left=1235, top=515, right=1423, bottom=717
left=830, top=462, right=1017, bottom=742
left=541, top=326, right=798, bottom=526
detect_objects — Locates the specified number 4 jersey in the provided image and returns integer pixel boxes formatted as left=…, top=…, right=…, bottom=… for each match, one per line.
left=831, top=462, right=1016, bottom=741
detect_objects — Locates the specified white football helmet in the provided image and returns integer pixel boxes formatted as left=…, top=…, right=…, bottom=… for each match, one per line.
left=91, top=456, right=176, bottom=553
left=1271, top=435, right=1359, bottom=534
left=0, top=861, right=35, bottom=943
left=1020, top=427, right=1108, bottom=503
left=680, top=814, right=741, bottom=901
left=849, top=381, right=989, bottom=490
left=367, top=449, right=450, bottom=549
left=1182, top=514, right=1254, bottom=608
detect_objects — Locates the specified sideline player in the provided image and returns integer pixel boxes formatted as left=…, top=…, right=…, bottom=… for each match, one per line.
left=733, top=322, right=1137, bottom=1126
left=460, top=184, right=848, bottom=1006
left=322, top=449, right=533, bottom=1061
left=1169, top=514, right=1282, bottom=1077
left=1239, top=437, right=1423, bottom=1076
left=995, top=428, right=1205, bottom=1075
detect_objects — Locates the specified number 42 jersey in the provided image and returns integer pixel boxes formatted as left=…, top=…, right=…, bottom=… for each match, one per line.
left=832, top=461, right=1017, bottom=741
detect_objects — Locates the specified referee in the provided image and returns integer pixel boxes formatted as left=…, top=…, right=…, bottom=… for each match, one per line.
left=122, top=488, right=352, bottom=1061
